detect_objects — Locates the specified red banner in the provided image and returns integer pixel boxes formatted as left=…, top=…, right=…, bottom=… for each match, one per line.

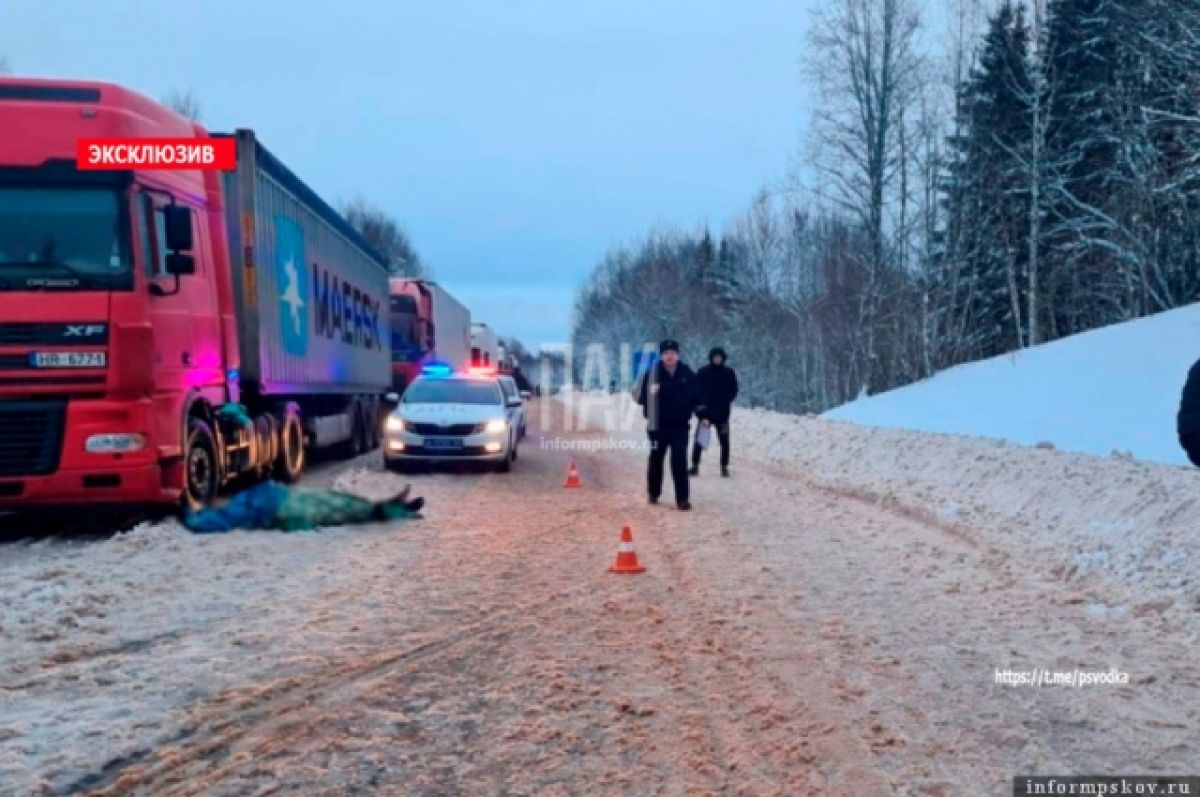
left=76, top=137, right=236, bottom=170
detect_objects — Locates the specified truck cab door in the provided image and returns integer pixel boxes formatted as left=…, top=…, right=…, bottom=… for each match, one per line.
left=137, top=193, right=222, bottom=398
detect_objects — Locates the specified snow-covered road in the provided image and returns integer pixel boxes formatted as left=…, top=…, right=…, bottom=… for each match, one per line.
left=1, top=398, right=1197, bottom=795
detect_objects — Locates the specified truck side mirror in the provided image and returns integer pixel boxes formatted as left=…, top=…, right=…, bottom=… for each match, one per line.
left=165, top=253, right=195, bottom=276
left=164, top=205, right=194, bottom=252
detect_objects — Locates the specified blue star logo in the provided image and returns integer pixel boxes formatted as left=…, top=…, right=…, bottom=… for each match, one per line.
left=275, top=216, right=309, bottom=356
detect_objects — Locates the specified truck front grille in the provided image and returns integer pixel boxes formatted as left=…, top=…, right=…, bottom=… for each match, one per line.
left=0, top=401, right=66, bottom=477
left=0, top=324, right=42, bottom=345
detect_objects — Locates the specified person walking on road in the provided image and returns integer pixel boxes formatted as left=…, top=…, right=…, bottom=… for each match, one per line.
left=634, top=339, right=701, bottom=510
left=1178, top=357, right=1200, bottom=467
left=690, top=346, right=739, bottom=478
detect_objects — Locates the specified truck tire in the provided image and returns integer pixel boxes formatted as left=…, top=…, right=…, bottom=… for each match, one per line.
left=365, top=400, right=381, bottom=451
left=275, top=406, right=306, bottom=483
left=352, top=402, right=368, bottom=456
left=184, top=418, right=219, bottom=510
left=339, top=400, right=366, bottom=458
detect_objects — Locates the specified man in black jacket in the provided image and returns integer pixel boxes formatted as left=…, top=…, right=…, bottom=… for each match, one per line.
left=1178, top=358, right=1200, bottom=467
left=690, top=347, right=739, bottom=478
left=634, top=339, right=700, bottom=510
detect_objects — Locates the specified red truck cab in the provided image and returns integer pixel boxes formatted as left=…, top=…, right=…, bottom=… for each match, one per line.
left=388, top=278, right=433, bottom=392
left=0, top=78, right=234, bottom=508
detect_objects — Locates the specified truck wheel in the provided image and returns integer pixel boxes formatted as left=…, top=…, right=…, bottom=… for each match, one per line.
left=353, top=403, right=369, bottom=455
left=184, top=418, right=219, bottom=510
left=275, top=407, right=306, bottom=483
left=365, top=401, right=381, bottom=451
left=341, top=401, right=367, bottom=458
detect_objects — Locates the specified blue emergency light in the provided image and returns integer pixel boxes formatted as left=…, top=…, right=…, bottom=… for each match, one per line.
left=421, top=362, right=454, bottom=377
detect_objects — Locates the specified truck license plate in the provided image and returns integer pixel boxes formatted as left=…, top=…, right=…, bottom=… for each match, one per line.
left=424, top=437, right=463, bottom=449
left=29, top=352, right=107, bottom=368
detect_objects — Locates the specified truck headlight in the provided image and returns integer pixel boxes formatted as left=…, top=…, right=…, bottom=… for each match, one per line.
left=385, top=416, right=406, bottom=433
left=484, top=419, right=508, bottom=433
left=85, top=433, right=147, bottom=453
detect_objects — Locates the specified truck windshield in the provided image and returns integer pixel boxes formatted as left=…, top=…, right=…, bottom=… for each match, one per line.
left=390, top=295, right=423, bottom=361
left=0, top=186, right=133, bottom=290
left=403, top=379, right=501, bottom=405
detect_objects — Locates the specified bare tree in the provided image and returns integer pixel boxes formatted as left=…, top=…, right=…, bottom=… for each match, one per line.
left=162, top=88, right=202, bottom=122
left=341, top=197, right=425, bottom=277
left=806, top=0, right=925, bottom=393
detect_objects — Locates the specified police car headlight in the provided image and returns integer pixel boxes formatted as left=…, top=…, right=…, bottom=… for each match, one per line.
left=385, top=416, right=406, bottom=433
left=484, top=419, right=508, bottom=433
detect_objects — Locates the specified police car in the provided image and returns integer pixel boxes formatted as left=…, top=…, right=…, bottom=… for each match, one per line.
left=384, top=364, right=523, bottom=472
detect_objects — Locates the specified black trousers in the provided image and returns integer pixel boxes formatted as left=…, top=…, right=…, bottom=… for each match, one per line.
left=648, top=427, right=689, bottom=504
left=691, top=420, right=730, bottom=469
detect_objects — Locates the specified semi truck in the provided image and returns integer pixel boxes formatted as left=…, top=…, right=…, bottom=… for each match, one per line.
left=470, top=322, right=500, bottom=369
left=0, top=77, right=392, bottom=510
left=388, top=278, right=471, bottom=391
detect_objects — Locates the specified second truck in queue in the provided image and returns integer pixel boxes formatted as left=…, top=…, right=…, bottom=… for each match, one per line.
left=0, top=78, right=392, bottom=510
left=388, top=278, right=471, bottom=392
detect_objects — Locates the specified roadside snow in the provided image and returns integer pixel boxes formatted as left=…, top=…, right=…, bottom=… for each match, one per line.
left=565, top=392, right=1200, bottom=630
left=0, top=507, right=421, bottom=794
left=735, top=407, right=1200, bottom=627
left=824, top=301, right=1200, bottom=465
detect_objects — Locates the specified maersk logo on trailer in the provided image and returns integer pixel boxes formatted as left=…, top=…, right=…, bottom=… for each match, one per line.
left=274, top=216, right=310, bottom=357
left=312, top=264, right=383, bottom=351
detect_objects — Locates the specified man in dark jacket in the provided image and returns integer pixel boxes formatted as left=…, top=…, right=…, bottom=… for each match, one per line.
left=634, top=339, right=701, bottom=510
left=1178, top=358, right=1200, bottom=467
left=690, top=347, right=739, bottom=477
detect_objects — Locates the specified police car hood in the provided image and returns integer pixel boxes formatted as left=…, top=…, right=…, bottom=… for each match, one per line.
left=401, top=403, right=506, bottom=424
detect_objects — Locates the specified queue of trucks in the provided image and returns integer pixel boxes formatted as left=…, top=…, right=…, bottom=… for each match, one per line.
left=0, top=77, right=488, bottom=512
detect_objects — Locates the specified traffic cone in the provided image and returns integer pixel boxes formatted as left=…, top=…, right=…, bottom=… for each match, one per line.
left=609, top=525, right=645, bottom=574
left=564, top=460, right=583, bottom=489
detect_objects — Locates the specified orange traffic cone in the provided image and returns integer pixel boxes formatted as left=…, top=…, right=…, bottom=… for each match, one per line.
left=564, top=460, right=583, bottom=488
left=609, top=525, right=646, bottom=574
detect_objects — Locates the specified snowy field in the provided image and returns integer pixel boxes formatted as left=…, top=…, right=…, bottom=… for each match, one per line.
left=825, top=302, right=1200, bottom=466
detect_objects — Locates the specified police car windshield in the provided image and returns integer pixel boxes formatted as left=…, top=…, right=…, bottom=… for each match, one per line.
left=404, top=379, right=501, bottom=405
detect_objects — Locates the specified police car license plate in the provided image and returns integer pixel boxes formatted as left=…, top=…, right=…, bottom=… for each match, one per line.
left=425, top=438, right=463, bottom=449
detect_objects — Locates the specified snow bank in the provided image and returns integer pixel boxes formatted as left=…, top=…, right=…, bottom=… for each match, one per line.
left=563, top=392, right=1200, bottom=624
left=825, top=302, right=1200, bottom=465
left=735, top=407, right=1200, bottom=623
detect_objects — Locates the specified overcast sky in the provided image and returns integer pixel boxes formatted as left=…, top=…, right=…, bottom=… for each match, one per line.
left=1, top=0, right=810, bottom=348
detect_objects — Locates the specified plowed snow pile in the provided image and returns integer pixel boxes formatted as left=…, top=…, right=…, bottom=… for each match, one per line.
left=825, top=301, right=1200, bottom=465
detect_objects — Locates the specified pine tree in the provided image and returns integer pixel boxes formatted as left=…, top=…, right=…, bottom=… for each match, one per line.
left=939, top=0, right=1034, bottom=358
